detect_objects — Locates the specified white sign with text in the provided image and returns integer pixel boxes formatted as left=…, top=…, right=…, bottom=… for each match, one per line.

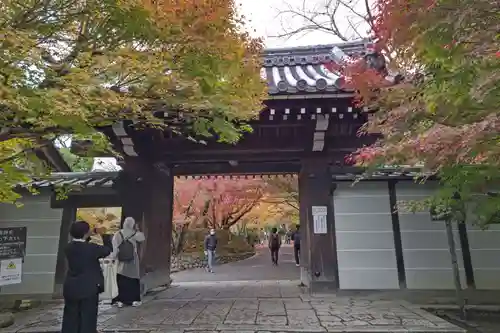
left=0, top=257, right=22, bottom=286
left=312, top=206, right=327, bottom=234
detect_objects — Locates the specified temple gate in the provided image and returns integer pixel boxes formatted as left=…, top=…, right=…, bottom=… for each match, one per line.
left=70, top=40, right=381, bottom=291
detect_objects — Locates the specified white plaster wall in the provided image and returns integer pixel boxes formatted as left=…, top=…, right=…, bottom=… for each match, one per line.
left=396, top=182, right=466, bottom=289
left=0, top=193, right=63, bottom=296
left=467, top=223, right=500, bottom=290
left=334, top=182, right=399, bottom=289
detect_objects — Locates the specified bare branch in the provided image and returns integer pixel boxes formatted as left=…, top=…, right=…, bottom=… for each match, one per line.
left=272, top=0, right=372, bottom=42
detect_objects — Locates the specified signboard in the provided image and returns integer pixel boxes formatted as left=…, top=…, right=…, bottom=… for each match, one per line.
left=312, top=206, right=327, bottom=234
left=0, top=257, right=23, bottom=286
left=0, top=227, right=27, bottom=260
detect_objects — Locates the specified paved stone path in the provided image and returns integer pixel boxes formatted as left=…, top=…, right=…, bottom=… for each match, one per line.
left=171, top=244, right=300, bottom=283
left=6, top=246, right=464, bottom=332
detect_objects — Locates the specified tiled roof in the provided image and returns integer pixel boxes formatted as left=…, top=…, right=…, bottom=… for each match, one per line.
left=262, top=40, right=371, bottom=96
left=20, top=168, right=434, bottom=191
left=23, top=172, right=119, bottom=189
left=331, top=168, right=435, bottom=180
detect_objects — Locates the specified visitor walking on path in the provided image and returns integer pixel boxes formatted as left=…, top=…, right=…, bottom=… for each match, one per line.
left=61, top=221, right=112, bottom=333
left=110, top=217, right=145, bottom=308
left=269, top=227, right=282, bottom=266
left=292, top=225, right=301, bottom=267
left=204, top=229, right=218, bottom=273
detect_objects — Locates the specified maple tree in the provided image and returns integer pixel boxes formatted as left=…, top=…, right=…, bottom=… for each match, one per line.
left=172, top=179, right=207, bottom=254
left=262, top=176, right=299, bottom=222
left=173, top=178, right=266, bottom=230
left=265, top=177, right=298, bottom=208
left=0, top=0, right=266, bottom=203
left=200, top=178, right=266, bottom=229
left=276, top=0, right=500, bottom=225
left=349, top=0, right=500, bottom=225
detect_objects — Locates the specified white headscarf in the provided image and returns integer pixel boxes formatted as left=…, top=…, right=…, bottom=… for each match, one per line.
left=120, top=217, right=137, bottom=239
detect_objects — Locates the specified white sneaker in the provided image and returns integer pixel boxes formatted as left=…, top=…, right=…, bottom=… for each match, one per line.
left=115, top=302, right=124, bottom=308
left=296, top=264, right=300, bottom=267
left=132, top=301, right=142, bottom=307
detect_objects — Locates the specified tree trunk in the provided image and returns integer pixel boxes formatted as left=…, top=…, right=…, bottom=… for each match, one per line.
left=445, top=219, right=466, bottom=319
left=174, top=223, right=189, bottom=255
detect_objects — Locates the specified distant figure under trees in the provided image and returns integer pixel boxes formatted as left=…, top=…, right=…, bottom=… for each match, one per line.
left=292, top=225, right=301, bottom=267
left=268, top=227, right=282, bottom=266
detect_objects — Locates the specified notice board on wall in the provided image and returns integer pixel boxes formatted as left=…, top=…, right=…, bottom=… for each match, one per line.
left=0, top=227, right=27, bottom=286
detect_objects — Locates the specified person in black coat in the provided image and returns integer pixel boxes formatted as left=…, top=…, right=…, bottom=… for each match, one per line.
left=61, top=221, right=112, bottom=333
left=291, top=225, right=301, bottom=267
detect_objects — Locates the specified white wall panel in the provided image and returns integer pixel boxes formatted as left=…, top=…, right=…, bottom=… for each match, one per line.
left=0, top=194, right=63, bottom=296
left=334, top=182, right=399, bottom=289
left=396, top=182, right=466, bottom=289
left=467, top=223, right=500, bottom=289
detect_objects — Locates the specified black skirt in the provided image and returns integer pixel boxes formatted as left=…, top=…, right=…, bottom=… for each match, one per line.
left=112, top=274, right=141, bottom=305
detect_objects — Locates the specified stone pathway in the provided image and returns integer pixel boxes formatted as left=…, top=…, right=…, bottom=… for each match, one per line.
left=5, top=246, right=465, bottom=332
left=171, top=244, right=300, bottom=283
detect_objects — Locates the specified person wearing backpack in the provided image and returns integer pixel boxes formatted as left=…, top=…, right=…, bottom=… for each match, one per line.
left=268, top=227, right=282, bottom=266
left=110, top=217, right=145, bottom=308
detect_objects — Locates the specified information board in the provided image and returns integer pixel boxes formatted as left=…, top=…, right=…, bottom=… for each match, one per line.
left=0, top=227, right=27, bottom=260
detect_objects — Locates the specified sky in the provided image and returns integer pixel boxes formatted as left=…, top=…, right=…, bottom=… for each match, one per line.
left=239, top=0, right=369, bottom=48
left=92, top=0, right=368, bottom=171
left=239, top=0, right=333, bottom=47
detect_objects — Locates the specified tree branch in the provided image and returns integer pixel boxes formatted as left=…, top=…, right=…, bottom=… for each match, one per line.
left=272, top=0, right=372, bottom=42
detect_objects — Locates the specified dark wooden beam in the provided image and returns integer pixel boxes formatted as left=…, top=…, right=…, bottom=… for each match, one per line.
left=53, top=206, right=76, bottom=297
left=173, top=160, right=301, bottom=176
left=36, top=142, right=72, bottom=172
left=300, top=157, right=339, bottom=292
left=388, top=180, right=406, bottom=288
left=458, top=223, right=475, bottom=288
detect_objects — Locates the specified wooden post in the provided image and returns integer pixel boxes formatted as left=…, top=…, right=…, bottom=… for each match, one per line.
left=140, top=165, right=174, bottom=290
left=115, top=170, right=145, bottom=227
left=298, top=171, right=310, bottom=286
left=299, top=157, right=339, bottom=292
left=53, top=206, right=77, bottom=297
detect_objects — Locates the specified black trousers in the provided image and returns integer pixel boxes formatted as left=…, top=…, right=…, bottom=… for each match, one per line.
left=270, top=248, right=280, bottom=264
left=294, top=245, right=300, bottom=265
left=61, top=294, right=99, bottom=333
left=112, top=274, right=141, bottom=305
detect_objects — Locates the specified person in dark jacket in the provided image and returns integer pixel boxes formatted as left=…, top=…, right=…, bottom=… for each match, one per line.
left=292, top=225, right=301, bottom=267
left=268, top=227, right=282, bottom=265
left=204, top=229, right=218, bottom=273
left=61, top=221, right=111, bottom=333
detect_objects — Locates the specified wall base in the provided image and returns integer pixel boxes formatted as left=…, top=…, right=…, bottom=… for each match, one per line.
left=300, top=267, right=310, bottom=287
left=300, top=267, right=337, bottom=293
left=142, top=269, right=172, bottom=296
left=309, top=280, right=338, bottom=293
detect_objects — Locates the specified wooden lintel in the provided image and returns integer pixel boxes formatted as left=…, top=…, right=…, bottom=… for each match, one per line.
left=172, top=161, right=301, bottom=176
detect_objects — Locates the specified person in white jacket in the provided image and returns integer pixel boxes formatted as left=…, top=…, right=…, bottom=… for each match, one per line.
left=109, top=217, right=145, bottom=307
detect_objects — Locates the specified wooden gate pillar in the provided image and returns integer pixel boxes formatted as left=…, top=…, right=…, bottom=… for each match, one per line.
left=116, top=170, right=145, bottom=226
left=141, top=165, right=174, bottom=288
left=299, top=157, right=339, bottom=292
left=143, top=163, right=174, bottom=274
left=115, top=163, right=174, bottom=290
